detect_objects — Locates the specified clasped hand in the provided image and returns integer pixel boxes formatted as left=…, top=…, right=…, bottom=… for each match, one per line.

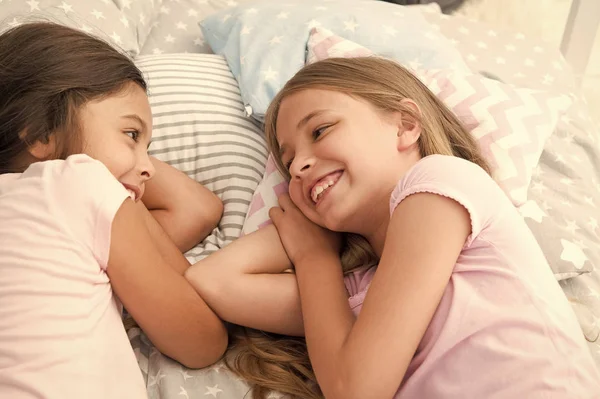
left=269, top=194, right=342, bottom=267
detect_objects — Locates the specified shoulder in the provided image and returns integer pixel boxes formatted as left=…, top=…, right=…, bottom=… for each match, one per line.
left=9, top=154, right=118, bottom=197
left=38, top=155, right=129, bottom=265
left=391, top=155, right=510, bottom=244
left=1, top=155, right=113, bottom=199
left=394, top=155, right=490, bottom=195
left=392, top=155, right=500, bottom=207
left=36, top=154, right=128, bottom=204
left=31, top=154, right=113, bottom=183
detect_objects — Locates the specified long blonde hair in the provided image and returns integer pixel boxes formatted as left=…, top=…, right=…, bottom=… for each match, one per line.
left=227, top=57, right=491, bottom=399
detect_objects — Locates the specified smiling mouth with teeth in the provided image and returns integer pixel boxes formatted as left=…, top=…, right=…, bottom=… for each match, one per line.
left=311, top=171, right=343, bottom=203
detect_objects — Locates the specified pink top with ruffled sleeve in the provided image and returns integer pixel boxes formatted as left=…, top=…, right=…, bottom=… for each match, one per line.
left=344, top=155, right=600, bottom=398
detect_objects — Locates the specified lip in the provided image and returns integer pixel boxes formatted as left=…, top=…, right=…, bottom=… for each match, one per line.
left=307, top=170, right=343, bottom=205
left=122, top=183, right=142, bottom=202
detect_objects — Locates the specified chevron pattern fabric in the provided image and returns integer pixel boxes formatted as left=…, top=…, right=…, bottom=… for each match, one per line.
left=414, top=67, right=572, bottom=205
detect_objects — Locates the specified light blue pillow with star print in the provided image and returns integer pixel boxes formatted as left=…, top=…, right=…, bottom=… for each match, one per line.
left=199, top=0, right=468, bottom=121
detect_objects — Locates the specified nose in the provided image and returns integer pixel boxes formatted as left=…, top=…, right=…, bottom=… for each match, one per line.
left=290, top=154, right=315, bottom=179
left=140, top=153, right=156, bottom=181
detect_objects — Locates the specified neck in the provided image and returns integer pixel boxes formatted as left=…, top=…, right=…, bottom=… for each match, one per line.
left=362, top=151, right=423, bottom=258
left=365, top=219, right=389, bottom=258
left=357, top=192, right=391, bottom=259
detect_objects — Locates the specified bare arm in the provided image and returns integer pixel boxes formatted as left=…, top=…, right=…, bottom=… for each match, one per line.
left=185, top=224, right=305, bottom=336
left=108, top=198, right=228, bottom=369
left=142, top=157, right=223, bottom=253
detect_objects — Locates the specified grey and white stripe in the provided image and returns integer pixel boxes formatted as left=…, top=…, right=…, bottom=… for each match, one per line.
left=136, top=54, right=268, bottom=262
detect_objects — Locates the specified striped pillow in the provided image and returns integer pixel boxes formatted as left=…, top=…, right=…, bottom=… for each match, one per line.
left=135, top=54, right=268, bottom=261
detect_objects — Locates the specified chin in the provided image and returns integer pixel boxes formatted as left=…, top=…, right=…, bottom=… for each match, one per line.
left=315, top=203, right=351, bottom=232
left=322, top=215, right=347, bottom=233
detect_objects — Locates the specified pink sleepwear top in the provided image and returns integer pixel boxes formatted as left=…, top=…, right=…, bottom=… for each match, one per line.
left=344, top=155, right=600, bottom=398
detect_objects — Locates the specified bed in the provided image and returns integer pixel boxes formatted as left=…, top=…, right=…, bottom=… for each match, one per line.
left=1, top=1, right=598, bottom=398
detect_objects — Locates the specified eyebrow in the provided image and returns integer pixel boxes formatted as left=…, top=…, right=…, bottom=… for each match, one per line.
left=121, top=114, right=148, bottom=132
left=121, top=114, right=152, bottom=149
left=297, top=109, right=327, bottom=130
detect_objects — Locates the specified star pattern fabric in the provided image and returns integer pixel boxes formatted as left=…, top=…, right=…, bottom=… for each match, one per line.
left=419, top=4, right=576, bottom=94
left=138, top=0, right=257, bottom=55
left=114, top=0, right=162, bottom=49
left=0, top=0, right=147, bottom=56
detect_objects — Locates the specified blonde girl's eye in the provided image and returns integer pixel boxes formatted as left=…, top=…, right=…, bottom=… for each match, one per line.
left=312, top=125, right=331, bottom=140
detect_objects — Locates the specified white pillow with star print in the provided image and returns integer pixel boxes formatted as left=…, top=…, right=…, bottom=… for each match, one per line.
left=0, top=0, right=142, bottom=55
left=116, top=0, right=162, bottom=51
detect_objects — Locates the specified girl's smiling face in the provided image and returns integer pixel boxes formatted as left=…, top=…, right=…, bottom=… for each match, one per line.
left=276, top=88, right=417, bottom=235
left=78, top=82, right=155, bottom=201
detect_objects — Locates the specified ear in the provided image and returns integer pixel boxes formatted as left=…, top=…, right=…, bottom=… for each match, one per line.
left=22, top=131, right=57, bottom=161
left=396, top=99, right=422, bottom=152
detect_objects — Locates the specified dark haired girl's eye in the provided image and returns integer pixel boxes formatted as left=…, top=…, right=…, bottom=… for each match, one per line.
left=124, top=130, right=140, bottom=142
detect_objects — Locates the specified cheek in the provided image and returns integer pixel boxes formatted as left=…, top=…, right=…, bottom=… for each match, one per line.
left=288, top=182, right=304, bottom=207
left=288, top=181, right=328, bottom=226
left=106, top=147, right=137, bottom=176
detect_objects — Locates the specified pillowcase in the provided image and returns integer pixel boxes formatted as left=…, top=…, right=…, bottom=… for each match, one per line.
left=0, top=0, right=141, bottom=55
left=199, top=0, right=469, bottom=121
left=243, top=155, right=287, bottom=234
left=138, top=0, right=259, bottom=56
left=416, top=69, right=571, bottom=206
left=136, top=53, right=268, bottom=261
left=115, top=0, right=161, bottom=51
left=306, top=25, right=373, bottom=64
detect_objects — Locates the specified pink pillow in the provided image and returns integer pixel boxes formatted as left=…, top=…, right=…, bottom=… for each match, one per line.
left=415, top=68, right=571, bottom=204
left=306, top=27, right=373, bottom=64
left=242, top=27, right=571, bottom=234
left=242, top=155, right=287, bottom=233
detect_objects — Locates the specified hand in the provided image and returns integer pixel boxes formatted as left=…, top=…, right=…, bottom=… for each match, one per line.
left=142, top=157, right=223, bottom=252
left=269, top=194, right=342, bottom=267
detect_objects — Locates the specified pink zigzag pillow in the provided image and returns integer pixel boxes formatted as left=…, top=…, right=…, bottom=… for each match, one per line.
left=242, top=27, right=572, bottom=235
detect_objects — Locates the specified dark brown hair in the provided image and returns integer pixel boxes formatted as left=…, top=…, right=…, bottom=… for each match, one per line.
left=0, top=22, right=146, bottom=174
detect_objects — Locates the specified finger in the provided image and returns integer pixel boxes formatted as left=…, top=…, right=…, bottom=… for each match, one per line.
left=277, top=193, right=295, bottom=211
left=269, top=206, right=284, bottom=226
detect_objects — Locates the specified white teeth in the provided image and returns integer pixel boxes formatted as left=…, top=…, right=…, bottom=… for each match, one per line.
left=311, top=173, right=342, bottom=203
left=127, top=189, right=136, bottom=201
left=312, top=182, right=334, bottom=203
